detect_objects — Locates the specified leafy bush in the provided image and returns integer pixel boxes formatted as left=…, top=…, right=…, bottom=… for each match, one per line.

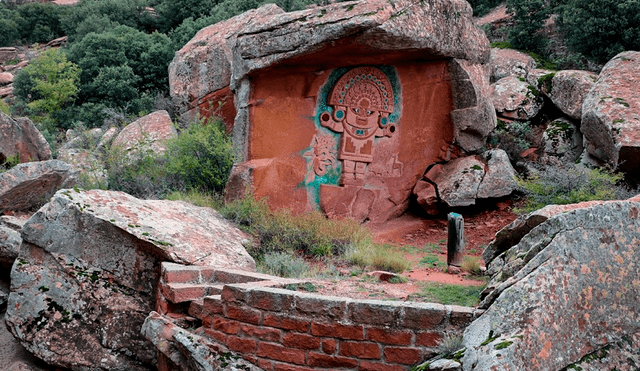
left=517, top=164, right=634, bottom=213
left=506, top=0, right=549, bottom=53
left=13, top=48, right=80, bottom=115
left=0, top=6, right=21, bottom=46
left=558, top=0, right=640, bottom=63
left=164, top=117, right=234, bottom=193
left=259, top=251, right=309, bottom=278
left=15, top=2, right=66, bottom=44
left=467, top=0, right=503, bottom=17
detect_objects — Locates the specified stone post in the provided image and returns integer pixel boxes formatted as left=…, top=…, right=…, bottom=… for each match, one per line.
left=447, top=212, right=464, bottom=270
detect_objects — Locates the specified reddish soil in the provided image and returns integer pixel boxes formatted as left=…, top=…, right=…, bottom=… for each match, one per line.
left=310, top=201, right=520, bottom=302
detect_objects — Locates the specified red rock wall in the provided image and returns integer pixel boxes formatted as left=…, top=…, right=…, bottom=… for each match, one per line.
left=245, top=60, right=454, bottom=218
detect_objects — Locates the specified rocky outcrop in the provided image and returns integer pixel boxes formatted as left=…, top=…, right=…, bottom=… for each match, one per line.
left=548, top=70, right=597, bottom=120
left=581, top=51, right=640, bottom=172
left=0, top=47, right=18, bottom=64
left=414, top=149, right=517, bottom=214
left=461, top=197, right=640, bottom=370
left=6, top=189, right=255, bottom=371
left=489, top=48, right=536, bottom=83
left=490, top=75, right=543, bottom=120
left=0, top=160, right=77, bottom=214
left=0, top=112, right=52, bottom=164
left=112, top=110, right=176, bottom=157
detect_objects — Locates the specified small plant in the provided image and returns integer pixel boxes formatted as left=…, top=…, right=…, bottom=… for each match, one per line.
left=346, top=243, right=411, bottom=273
left=388, top=275, right=408, bottom=284
left=410, top=282, right=484, bottom=306
left=1, top=152, right=20, bottom=171
left=437, top=333, right=464, bottom=355
left=259, top=251, right=309, bottom=278
left=420, top=253, right=446, bottom=268
left=461, top=256, right=482, bottom=276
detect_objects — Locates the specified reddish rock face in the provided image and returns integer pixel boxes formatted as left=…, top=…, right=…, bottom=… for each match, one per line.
left=246, top=60, right=454, bottom=221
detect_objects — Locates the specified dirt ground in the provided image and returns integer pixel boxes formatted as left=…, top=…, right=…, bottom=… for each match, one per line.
left=311, top=201, right=520, bottom=301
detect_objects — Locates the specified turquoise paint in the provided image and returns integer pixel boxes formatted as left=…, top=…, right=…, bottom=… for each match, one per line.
left=301, top=65, right=403, bottom=207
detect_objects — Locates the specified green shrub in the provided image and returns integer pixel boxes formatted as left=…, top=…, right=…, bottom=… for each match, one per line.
left=15, top=2, right=66, bottom=44
left=345, top=243, right=411, bottom=273
left=559, top=0, right=640, bottom=63
left=259, top=251, right=309, bottom=278
left=506, top=0, right=549, bottom=54
left=437, top=333, right=464, bottom=355
left=165, top=189, right=224, bottom=210
left=13, top=48, right=80, bottom=115
left=517, top=164, right=632, bottom=213
left=0, top=6, right=21, bottom=47
left=164, top=117, right=234, bottom=193
left=0, top=99, right=9, bottom=115
left=467, top=0, right=503, bottom=17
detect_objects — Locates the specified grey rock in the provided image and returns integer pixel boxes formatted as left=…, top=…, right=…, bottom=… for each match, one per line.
left=463, top=197, right=640, bottom=370
left=430, top=157, right=485, bottom=208
left=542, top=117, right=583, bottom=162
left=0, top=111, right=51, bottom=164
left=549, top=70, right=597, bottom=120
left=111, top=110, right=176, bottom=158
left=491, top=75, right=543, bottom=120
left=6, top=189, right=255, bottom=370
left=476, top=149, right=517, bottom=199
left=0, top=223, right=21, bottom=269
left=581, top=51, right=640, bottom=172
left=0, top=160, right=77, bottom=214
left=489, top=48, right=536, bottom=83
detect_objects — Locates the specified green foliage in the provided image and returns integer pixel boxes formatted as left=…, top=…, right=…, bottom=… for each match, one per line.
left=437, top=333, right=464, bottom=355
left=1, top=152, right=20, bottom=172
left=165, top=189, right=225, bottom=209
left=155, top=0, right=218, bottom=34
left=345, top=243, right=411, bottom=273
left=420, top=253, right=446, bottom=268
left=165, top=117, right=234, bottom=193
left=0, top=5, right=21, bottom=47
left=0, top=99, right=9, bottom=115
left=467, top=0, right=503, bottom=16
left=259, top=251, right=309, bottom=278
left=14, top=2, right=66, bottom=44
left=517, top=164, right=631, bottom=213
left=506, top=0, right=549, bottom=53
left=559, top=0, right=640, bottom=63
left=60, top=0, right=154, bottom=41
left=13, top=48, right=80, bottom=115
left=461, top=256, right=482, bottom=276
left=410, top=282, right=484, bottom=306
left=490, top=41, right=512, bottom=49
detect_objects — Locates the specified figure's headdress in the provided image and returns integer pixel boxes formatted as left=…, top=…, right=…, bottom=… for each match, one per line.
left=328, top=67, right=394, bottom=113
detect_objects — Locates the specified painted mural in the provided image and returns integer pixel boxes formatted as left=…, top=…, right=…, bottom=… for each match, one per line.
left=304, top=66, right=402, bottom=207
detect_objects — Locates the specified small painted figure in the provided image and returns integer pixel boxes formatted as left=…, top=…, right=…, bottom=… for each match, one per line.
left=320, top=67, right=396, bottom=186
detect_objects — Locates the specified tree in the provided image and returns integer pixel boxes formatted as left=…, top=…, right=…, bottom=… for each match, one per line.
left=13, top=48, right=80, bottom=115
left=0, top=6, right=21, bottom=47
left=506, top=0, right=550, bottom=53
left=15, top=2, right=66, bottom=44
left=559, top=0, right=640, bottom=63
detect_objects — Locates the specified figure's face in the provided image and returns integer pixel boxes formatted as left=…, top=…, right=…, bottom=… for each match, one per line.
left=342, top=98, right=379, bottom=139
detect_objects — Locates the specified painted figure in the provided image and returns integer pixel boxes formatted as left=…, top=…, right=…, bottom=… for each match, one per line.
left=320, top=67, right=396, bottom=186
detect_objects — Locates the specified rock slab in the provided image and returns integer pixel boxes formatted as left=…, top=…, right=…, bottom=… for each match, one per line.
left=0, top=112, right=51, bottom=164
left=6, top=189, right=255, bottom=370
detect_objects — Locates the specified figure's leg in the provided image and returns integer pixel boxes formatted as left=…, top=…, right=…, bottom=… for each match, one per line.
left=354, top=162, right=367, bottom=186
left=340, top=160, right=356, bottom=185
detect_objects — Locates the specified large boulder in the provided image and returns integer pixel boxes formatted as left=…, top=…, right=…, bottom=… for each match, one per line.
left=0, top=72, right=13, bottom=86
left=0, top=112, right=51, bottom=164
left=488, top=48, right=536, bottom=83
left=414, top=149, right=517, bottom=213
left=542, top=117, right=583, bottom=162
left=0, top=223, right=21, bottom=270
left=461, top=197, right=640, bottom=370
left=490, top=75, right=543, bottom=120
left=0, top=160, right=77, bottom=214
left=111, top=110, right=176, bottom=157
left=581, top=51, right=640, bottom=172
left=172, top=0, right=494, bottom=222
left=548, top=70, right=597, bottom=120
left=5, top=189, right=255, bottom=371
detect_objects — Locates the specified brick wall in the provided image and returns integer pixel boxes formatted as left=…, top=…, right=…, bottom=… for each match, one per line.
left=200, top=283, right=481, bottom=371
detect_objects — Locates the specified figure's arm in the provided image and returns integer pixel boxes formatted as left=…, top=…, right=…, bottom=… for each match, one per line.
left=320, top=111, right=344, bottom=132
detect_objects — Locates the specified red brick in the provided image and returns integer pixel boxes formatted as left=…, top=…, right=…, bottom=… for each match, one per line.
left=282, top=333, right=321, bottom=350
left=226, top=304, right=262, bottom=325
left=310, top=323, right=364, bottom=340
left=322, top=338, right=337, bottom=354
left=415, top=331, right=442, bottom=347
left=202, top=328, right=227, bottom=344
left=221, top=285, right=247, bottom=303
left=359, top=361, right=406, bottom=371
left=339, top=341, right=381, bottom=359
left=240, top=323, right=281, bottom=342
left=163, top=267, right=199, bottom=283
left=202, top=296, right=224, bottom=315
left=249, top=289, right=294, bottom=312
left=213, top=317, right=239, bottom=334
left=264, top=314, right=310, bottom=332
left=366, top=328, right=412, bottom=345
left=257, top=343, right=306, bottom=365
left=272, top=362, right=317, bottom=371
left=384, top=346, right=422, bottom=365
left=307, top=352, right=358, bottom=368
left=257, top=358, right=273, bottom=371
left=402, top=303, right=446, bottom=330
left=227, top=336, right=257, bottom=354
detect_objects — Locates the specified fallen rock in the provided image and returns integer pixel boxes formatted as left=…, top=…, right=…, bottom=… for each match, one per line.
left=491, top=75, right=543, bottom=120
left=548, top=70, right=597, bottom=120
left=0, top=47, right=18, bottom=64
left=581, top=51, right=640, bottom=172
left=0, top=160, right=76, bottom=214
left=415, top=149, right=517, bottom=212
left=0, top=112, right=52, bottom=164
left=0, top=223, right=21, bottom=270
left=489, top=48, right=536, bottom=83
left=463, top=197, right=640, bottom=370
left=0, top=72, right=13, bottom=86
left=96, top=127, right=118, bottom=151
left=542, top=117, right=583, bottom=161
left=142, top=312, right=263, bottom=371
left=6, top=189, right=255, bottom=370
left=111, top=110, right=176, bottom=157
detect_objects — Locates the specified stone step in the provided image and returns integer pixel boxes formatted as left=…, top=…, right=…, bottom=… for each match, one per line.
left=162, top=283, right=223, bottom=304
left=188, top=298, right=205, bottom=319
